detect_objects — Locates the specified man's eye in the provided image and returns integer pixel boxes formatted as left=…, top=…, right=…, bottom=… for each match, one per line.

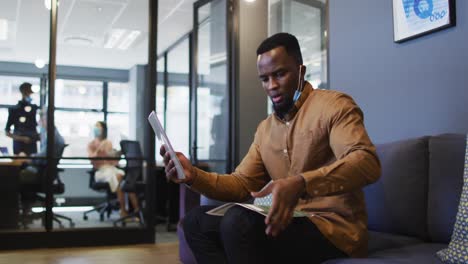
left=275, top=71, right=285, bottom=78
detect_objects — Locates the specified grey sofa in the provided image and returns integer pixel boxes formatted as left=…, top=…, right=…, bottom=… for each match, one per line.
left=178, top=134, right=466, bottom=264
left=325, top=133, right=465, bottom=264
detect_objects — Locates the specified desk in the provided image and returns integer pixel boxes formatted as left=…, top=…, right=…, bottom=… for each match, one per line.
left=0, top=159, right=23, bottom=229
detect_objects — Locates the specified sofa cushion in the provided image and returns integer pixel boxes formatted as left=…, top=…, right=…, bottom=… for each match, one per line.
left=365, top=137, right=429, bottom=240
left=323, top=243, right=446, bottom=264
left=427, top=134, right=466, bottom=243
left=436, top=134, right=468, bottom=263
left=368, top=231, right=424, bottom=254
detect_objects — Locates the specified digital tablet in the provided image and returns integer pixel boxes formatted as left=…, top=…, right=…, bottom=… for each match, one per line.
left=148, top=111, right=186, bottom=180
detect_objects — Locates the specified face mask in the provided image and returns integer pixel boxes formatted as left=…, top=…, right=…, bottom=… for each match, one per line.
left=24, top=96, right=32, bottom=103
left=93, top=127, right=101, bottom=138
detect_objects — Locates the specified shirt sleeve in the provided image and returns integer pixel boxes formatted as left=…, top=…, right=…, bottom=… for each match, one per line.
left=190, top=124, right=270, bottom=202
left=5, top=107, right=15, bottom=132
left=301, top=94, right=381, bottom=197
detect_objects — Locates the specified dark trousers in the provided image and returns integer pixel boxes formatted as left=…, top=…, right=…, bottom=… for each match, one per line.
left=183, top=205, right=348, bottom=264
left=13, top=140, right=37, bottom=155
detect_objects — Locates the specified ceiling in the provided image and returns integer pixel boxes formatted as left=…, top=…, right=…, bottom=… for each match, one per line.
left=0, top=0, right=197, bottom=70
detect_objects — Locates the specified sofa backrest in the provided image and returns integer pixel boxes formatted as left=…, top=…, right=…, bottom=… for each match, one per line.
left=427, top=134, right=465, bottom=243
left=365, top=136, right=430, bottom=240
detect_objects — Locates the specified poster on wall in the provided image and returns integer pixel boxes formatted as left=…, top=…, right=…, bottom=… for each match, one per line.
left=393, top=0, right=456, bottom=43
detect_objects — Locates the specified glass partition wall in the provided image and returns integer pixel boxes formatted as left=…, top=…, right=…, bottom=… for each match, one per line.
left=192, top=0, right=234, bottom=174
left=267, top=0, right=328, bottom=113
left=0, top=0, right=157, bottom=248
left=0, top=0, right=50, bottom=232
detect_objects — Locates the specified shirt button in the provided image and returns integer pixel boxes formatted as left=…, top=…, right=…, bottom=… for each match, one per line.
left=283, top=149, right=287, bottom=154
left=286, top=122, right=290, bottom=126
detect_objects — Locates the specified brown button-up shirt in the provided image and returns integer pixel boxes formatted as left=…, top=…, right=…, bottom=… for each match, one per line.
left=190, top=83, right=381, bottom=257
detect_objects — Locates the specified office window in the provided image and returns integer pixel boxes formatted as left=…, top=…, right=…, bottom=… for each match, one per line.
left=0, top=108, right=12, bottom=153
left=55, top=79, right=103, bottom=110
left=108, top=82, right=130, bottom=113
left=155, top=57, right=165, bottom=164
left=166, top=38, right=190, bottom=156
left=0, top=76, right=41, bottom=106
left=55, top=111, right=104, bottom=158
left=107, top=113, right=129, bottom=150
left=195, top=0, right=230, bottom=171
left=107, top=82, right=130, bottom=149
left=269, top=0, right=327, bottom=88
left=268, top=0, right=328, bottom=113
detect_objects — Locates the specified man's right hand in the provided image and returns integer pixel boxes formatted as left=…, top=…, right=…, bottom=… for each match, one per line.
left=160, top=145, right=195, bottom=185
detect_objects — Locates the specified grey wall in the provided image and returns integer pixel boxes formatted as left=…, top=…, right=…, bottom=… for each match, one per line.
left=236, top=0, right=269, bottom=163
left=329, top=0, right=468, bottom=144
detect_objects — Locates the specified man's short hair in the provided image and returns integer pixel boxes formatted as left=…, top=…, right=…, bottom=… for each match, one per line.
left=256, top=33, right=303, bottom=65
left=19, top=82, right=33, bottom=94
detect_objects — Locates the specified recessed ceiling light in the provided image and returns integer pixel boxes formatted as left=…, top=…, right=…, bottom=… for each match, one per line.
left=35, top=59, right=46, bottom=69
left=0, top=19, right=8, bottom=40
left=117, top=30, right=141, bottom=50
left=64, top=36, right=94, bottom=46
left=104, top=29, right=126, bottom=49
left=244, top=0, right=256, bottom=2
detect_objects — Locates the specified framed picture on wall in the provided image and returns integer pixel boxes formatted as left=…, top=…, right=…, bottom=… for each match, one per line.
left=392, top=0, right=456, bottom=43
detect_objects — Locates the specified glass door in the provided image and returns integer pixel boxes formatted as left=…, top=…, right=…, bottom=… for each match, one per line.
left=269, top=0, right=328, bottom=88
left=192, top=0, right=234, bottom=173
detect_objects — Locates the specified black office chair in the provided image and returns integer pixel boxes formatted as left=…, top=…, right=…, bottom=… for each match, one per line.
left=113, top=140, right=145, bottom=227
left=20, top=144, right=75, bottom=228
left=82, top=169, right=118, bottom=221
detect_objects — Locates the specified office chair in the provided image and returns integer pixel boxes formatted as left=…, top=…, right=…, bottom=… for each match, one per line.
left=20, top=144, right=75, bottom=228
left=82, top=169, right=118, bottom=221
left=113, top=140, right=145, bottom=227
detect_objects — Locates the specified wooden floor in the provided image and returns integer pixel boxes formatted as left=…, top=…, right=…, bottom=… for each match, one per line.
left=0, top=243, right=180, bottom=264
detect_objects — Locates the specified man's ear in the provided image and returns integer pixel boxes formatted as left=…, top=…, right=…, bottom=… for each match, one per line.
left=299, top=65, right=306, bottom=79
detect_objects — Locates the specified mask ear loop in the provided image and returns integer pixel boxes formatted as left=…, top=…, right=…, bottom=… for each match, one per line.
left=293, top=65, right=305, bottom=102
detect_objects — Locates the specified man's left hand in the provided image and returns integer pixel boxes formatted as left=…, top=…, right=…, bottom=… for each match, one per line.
left=251, top=175, right=306, bottom=237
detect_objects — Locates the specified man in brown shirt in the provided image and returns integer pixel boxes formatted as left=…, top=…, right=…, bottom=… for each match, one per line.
left=161, top=33, right=381, bottom=263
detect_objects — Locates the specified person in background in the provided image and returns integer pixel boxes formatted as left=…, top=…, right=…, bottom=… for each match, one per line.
left=19, top=109, right=65, bottom=182
left=87, top=121, right=139, bottom=218
left=19, top=110, right=65, bottom=218
left=5, top=82, right=39, bottom=155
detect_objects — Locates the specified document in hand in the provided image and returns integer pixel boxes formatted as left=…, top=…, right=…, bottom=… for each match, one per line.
left=206, top=203, right=309, bottom=217
left=148, top=111, right=185, bottom=180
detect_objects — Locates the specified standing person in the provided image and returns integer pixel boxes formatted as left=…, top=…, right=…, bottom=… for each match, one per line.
left=5, top=82, right=39, bottom=155
left=161, top=33, right=381, bottom=263
left=88, top=121, right=139, bottom=218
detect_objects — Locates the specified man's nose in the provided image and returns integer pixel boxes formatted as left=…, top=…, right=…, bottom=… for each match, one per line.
left=267, top=78, right=279, bottom=91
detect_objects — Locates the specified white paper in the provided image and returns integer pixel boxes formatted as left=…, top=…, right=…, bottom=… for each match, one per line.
left=206, top=203, right=308, bottom=218
left=148, top=111, right=186, bottom=180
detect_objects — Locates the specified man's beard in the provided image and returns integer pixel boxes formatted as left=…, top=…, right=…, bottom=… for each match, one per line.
left=272, top=98, right=294, bottom=118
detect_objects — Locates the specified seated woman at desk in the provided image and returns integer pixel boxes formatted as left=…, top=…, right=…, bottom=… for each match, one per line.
left=87, top=121, right=139, bottom=218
